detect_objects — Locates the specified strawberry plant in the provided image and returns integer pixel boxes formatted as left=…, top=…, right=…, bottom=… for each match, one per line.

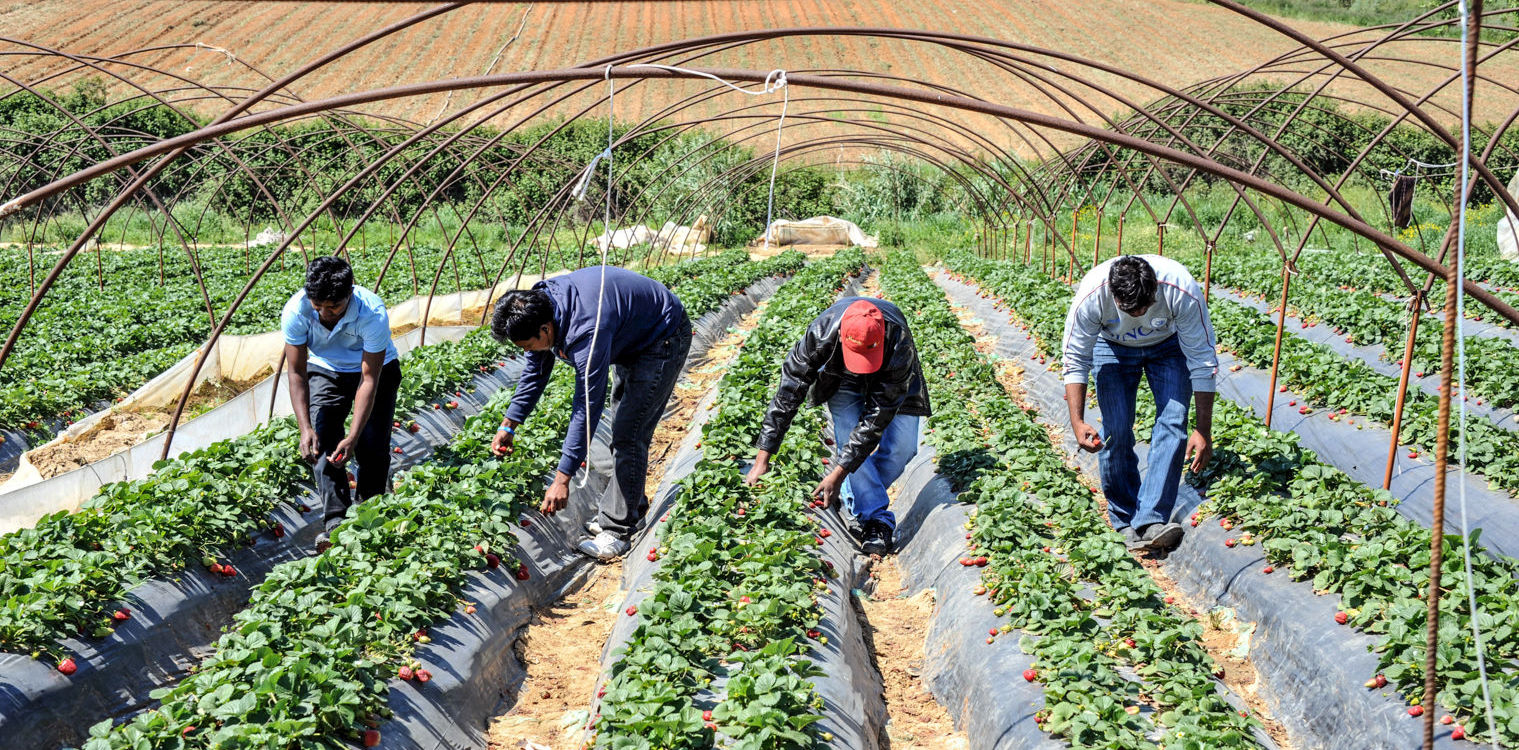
left=883, top=252, right=1259, bottom=748
left=593, top=250, right=866, bottom=749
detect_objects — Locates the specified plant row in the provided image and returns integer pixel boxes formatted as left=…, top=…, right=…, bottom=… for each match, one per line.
left=1198, top=248, right=1519, bottom=410
left=948, top=252, right=1519, bottom=745
left=593, top=249, right=867, bottom=750
left=1206, top=296, right=1519, bottom=498
left=883, top=252, right=1260, bottom=748
left=0, top=251, right=791, bottom=662
left=79, top=375, right=570, bottom=748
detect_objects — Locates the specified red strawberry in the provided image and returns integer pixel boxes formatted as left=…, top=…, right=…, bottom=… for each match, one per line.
left=399, top=665, right=414, bottom=680
left=364, top=730, right=381, bottom=747
left=1022, top=669, right=1037, bottom=682
left=415, top=669, right=432, bottom=683
left=625, top=605, right=638, bottom=616
left=1335, top=611, right=1349, bottom=625
left=485, top=553, right=500, bottom=569
left=57, top=658, right=77, bottom=675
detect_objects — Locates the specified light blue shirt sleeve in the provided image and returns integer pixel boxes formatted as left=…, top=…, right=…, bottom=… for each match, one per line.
left=359, top=300, right=392, bottom=354
left=281, top=297, right=308, bottom=347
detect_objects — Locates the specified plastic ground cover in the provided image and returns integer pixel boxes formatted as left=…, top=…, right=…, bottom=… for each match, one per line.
left=0, top=361, right=526, bottom=750
left=373, top=275, right=799, bottom=750
left=936, top=270, right=1466, bottom=750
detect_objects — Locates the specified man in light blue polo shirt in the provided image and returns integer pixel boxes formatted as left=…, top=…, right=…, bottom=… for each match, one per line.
left=281, top=255, right=401, bottom=551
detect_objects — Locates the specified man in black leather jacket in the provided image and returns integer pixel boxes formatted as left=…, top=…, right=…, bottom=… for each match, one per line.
left=746, top=297, right=930, bottom=554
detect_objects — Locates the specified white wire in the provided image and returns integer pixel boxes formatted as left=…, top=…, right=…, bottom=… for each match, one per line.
left=1454, top=2, right=1498, bottom=745
left=577, top=66, right=614, bottom=492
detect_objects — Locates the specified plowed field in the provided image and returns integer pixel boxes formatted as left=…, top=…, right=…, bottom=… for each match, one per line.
left=2, top=0, right=1512, bottom=156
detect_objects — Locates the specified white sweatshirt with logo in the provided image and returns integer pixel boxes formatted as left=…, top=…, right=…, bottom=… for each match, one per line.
left=1061, top=254, right=1219, bottom=392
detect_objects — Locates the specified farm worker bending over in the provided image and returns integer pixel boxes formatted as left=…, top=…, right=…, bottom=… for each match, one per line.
left=282, top=255, right=402, bottom=553
left=747, top=298, right=930, bottom=556
left=490, top=267, right=691, bottom=561
left=1062, top=255, right=1218, bottom=553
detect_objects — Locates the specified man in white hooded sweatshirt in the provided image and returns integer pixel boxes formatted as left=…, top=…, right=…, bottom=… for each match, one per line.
left=1062, top=254, right=1218, bottom=552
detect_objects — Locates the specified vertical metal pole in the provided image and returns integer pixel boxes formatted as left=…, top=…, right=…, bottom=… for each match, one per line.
left=1422, top=271, right=1457, bottom=749
left=1264, top=263, right=1292, bottom=429
left=1204, top=240, right=1215, bottom=302
left=1094, top=211, right=1103, bottom=266
left=1384, top=298, right=1424, bottom=490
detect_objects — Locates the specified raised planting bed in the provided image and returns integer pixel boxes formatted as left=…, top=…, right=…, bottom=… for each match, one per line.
left=878, top=252, right=1266, bottom=749
left=944, top=252, right=1513, bottom=747
left=589, top=249, right=885, bottom=750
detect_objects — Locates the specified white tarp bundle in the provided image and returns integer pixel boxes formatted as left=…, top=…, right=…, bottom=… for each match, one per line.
left=1498, top=171, right=1519, bottom=262
left=757, top=216, right=878, bottom=248
left=592, top=215, right=710, bottom=255
left=0, top=271, right=562, bottom=529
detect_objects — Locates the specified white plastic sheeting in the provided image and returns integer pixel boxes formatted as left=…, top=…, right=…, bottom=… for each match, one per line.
left=1499, top=171, right=1519, bottom=262
left=592, top=215, right=711, bottom=255
left=758, top=216, right=878, bottom=248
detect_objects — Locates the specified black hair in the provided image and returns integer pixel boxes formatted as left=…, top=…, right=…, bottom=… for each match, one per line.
left=1109, top=256, right=1157, bottom=313
left=491, top=289, right=555, bottom=343
left=304, top=255, right=354, bottom=303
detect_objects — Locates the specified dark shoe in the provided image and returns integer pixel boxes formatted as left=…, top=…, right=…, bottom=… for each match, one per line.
left=314, top=531, right=332, bottom=554
left=1139, top=522, right=1184, bottom=551
left=861, top=521, right=894, bottom=556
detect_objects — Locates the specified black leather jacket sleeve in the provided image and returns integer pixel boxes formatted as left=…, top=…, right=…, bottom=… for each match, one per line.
left=755, top=316, right=833, bottom=454
left=835, top=331, right=918, bottom=473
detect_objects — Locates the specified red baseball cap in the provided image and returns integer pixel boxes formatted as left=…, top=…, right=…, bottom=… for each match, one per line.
left=840, top=300, right=886, bottom=374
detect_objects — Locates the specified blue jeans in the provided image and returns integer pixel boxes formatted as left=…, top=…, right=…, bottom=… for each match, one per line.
left=1091, top=335, right=1192, bottom=530
left=827, top=389, right=920, bottom=531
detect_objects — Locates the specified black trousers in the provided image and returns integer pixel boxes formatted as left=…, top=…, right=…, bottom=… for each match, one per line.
left=598, top=321, right=693, bottom=537
left=309, top=359, right=403, bottom=531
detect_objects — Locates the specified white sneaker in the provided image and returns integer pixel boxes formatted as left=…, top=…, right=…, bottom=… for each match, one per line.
left=578, top=531, right=629, bottom=560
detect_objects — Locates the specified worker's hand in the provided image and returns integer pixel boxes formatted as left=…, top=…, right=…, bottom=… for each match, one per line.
left=298, top=428, right=321, bottom=463
left=744, top=453, right=771, bottom=486
left=1073, top=420, right=1103, bottom=453
left=492, top=428, right=515, bottom=457
left=811, top=468, right=846, bottom=508
left=328, top=435, right=357, bottom=465
left=1186, top=431, right=1213, bottom=474
left=540, top=473, right=571, bottom=515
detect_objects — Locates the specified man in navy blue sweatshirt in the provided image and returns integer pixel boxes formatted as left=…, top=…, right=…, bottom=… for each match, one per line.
left=490, top=266, right=691, bottom=560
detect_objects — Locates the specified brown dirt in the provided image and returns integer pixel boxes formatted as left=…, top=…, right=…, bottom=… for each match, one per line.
left=485, top=562, right=623, bottom=750
left=26, top=375, right=257, bottom=478
left=940, top=273, right=1294, bottom=749
left=484, top=298, right=772, bottom=749
left=859, top=557, right=970, bottom=750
